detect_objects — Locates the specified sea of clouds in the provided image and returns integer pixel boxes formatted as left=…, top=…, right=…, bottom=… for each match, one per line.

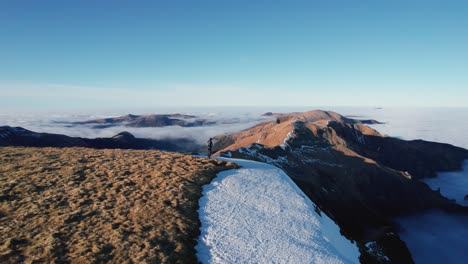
left=3, top=106, right=467, bottom=148
left=0, top=107, right=277, bottom=145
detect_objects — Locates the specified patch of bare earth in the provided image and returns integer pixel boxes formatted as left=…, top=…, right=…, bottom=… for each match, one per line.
left=0, top=147, right=236, bottom=263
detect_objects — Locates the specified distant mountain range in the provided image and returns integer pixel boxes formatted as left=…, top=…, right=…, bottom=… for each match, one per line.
left=0, top=126, right=199, bottom=152
left=214, top=110, right=468, bottom=263
left=71, top=114, right=216, bottom=128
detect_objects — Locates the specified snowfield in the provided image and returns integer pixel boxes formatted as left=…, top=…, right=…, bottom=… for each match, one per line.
left=196, top=158, right=359, bottom=264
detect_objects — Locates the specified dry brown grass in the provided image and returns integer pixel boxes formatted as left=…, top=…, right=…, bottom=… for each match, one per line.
left=0, top=147, right=236, bottom=263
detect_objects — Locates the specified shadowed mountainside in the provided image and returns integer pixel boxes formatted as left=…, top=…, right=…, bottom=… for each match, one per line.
left=0, top=126, right=199, bottom=153
left=214, top=110, right=468, bottom=264
left=0, top=147, right=236, bottom=263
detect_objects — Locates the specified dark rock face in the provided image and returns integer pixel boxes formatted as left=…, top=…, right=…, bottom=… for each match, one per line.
left=0, top=126, right=198, bottom=152
left=215, top=110, right=468, bottom=264
left=327, top=121, right=467, bottom=179
left=71, top=113, right=214, bottom=128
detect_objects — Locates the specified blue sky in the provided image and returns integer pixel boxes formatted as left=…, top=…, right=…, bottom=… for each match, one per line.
left=1, top=0, right=467, bottom=110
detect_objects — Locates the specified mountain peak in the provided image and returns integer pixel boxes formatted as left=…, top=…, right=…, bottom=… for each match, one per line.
left=214, top=110, right=383, bottom=154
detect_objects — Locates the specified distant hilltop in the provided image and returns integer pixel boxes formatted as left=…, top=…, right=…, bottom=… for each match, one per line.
left=71, top=113, right=215, bottom=128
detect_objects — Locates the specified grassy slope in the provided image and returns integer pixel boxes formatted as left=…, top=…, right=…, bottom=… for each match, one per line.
left=0, top=147, right=236, bottom=263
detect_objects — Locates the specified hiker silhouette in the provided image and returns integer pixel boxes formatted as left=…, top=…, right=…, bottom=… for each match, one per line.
left=207, top=138, right=213, bottom=159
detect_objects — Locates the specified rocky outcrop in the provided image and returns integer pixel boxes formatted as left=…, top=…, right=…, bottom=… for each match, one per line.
left=214, top=110, right=468, bottom=263
left=0, top=126, right=198, bottom=152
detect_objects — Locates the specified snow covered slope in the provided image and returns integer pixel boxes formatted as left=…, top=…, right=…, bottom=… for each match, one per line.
left=196, top=158, right=359, bottom=264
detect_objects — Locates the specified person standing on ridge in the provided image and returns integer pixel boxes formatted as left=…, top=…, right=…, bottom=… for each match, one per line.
left=207, top=137, right=213, bottom=159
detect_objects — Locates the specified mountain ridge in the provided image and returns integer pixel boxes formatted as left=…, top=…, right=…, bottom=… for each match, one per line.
left=0, top=126, right=198, bottom=152
left=71, top=113, right=215, bottom=128
left=214, top=109, right=468, bottom=263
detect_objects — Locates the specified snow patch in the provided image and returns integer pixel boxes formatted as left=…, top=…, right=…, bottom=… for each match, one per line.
left=365, top=242, right=390, bottom=262
left=239, top=144, right=289, bottom=166
left=280, top=130, right=294, bottom=151
left=196, top=158, right=359, bottom=264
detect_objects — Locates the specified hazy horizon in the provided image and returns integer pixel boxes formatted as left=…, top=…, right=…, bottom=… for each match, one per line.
left=2, top=106, right=468, bottom=150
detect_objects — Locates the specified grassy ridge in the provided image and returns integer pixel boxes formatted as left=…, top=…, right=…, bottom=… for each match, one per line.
left=0, top=147, right=236, bottom=263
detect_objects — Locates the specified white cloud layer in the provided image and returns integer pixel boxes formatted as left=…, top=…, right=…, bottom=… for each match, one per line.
left=0, top=109, right=273, bottom=145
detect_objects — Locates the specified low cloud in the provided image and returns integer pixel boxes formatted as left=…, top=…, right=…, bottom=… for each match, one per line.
left=0, top=110, right=272, bottom=145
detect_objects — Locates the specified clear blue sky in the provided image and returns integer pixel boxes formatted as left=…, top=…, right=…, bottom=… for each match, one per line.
left=1, top=0, right=467, bottom=110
